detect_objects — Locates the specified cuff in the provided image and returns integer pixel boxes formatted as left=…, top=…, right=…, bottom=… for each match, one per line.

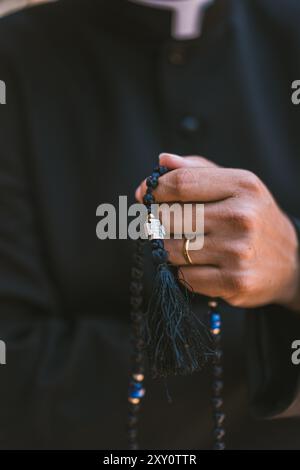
left=247, top=303, right=300, bottom=418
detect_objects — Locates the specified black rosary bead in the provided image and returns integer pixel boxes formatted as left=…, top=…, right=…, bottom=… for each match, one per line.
left=213, top=349, right=223, bottom=362
left=131, top=312, right=144, bottom=325
left=128, top=414, right=138, bottom=426
left=154, top=166, right=168, bottom=176
left=212, top=380, right=223, bottom=395
left=214, top=427, right=225, bottom=440
left=214, top=412, right=225, bottom=426
left=212, top=397, right=223, bottom=409
left=130, top=296, right=143, bottom=309
left=159, top=166, right=168, bottom=175
left=151, top=170, right=161, bottom=180
left=214, top=442, right=226, bottom=451
left=130, top=282, right=143, bottom=296
left=134, top=352, right=144, bottom=363
left=146, top=176, right=159, bottom=189
left=130, top=401, right=141, bottom=413
left=135, top=338, right=145, bottom=350
left=133, top=253, right=144, bottom=265
left=128, top=429, right=138, bottom=439
left=131, top=267, right=143, bottom=280
left=212, top=365, right=223, bottom=378
left=150, top=239, right=164, bottom=250
left=143, top=193, right=155, bottom=206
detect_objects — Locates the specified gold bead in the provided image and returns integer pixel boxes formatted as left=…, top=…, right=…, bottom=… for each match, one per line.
left=211, top=328, right=221, bottom=336
left=128, top=397, right=140, bottom=405
left=133, top=373, right=144, bottom=382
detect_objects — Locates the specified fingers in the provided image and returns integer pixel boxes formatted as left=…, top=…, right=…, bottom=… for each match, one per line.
left=178, top=264, right=257, bottom=305
left=164, top=236, right=220, bottom=266
left=135, top=153, right=219, bottom=201
left=159, top=153, right=218, bottom=170
left=136, top=166, right=239, bottom=204
left=155, top=199, right=244, bottom=238
left=158, top=202, right=206, bottom=237
left=164, top=233, right=240, bottom=268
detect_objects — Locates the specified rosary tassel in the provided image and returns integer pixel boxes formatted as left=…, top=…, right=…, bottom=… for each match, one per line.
left=144, top=166, right=212, bottom=377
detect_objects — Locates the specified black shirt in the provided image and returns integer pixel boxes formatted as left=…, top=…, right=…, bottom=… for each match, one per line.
left=0, top=0, right=299, bottom=449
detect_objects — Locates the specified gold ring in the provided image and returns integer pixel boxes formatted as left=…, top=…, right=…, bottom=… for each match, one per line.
left=183, top=238, right=194, bottom=265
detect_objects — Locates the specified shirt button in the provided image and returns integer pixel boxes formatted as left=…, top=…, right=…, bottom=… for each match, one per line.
left=168, top=45, right=186, bottom=65
left=180, top=115, right=201, bottom=134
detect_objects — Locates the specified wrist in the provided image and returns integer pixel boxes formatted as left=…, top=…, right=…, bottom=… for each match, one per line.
left=277, top=214, right=300, bottom=312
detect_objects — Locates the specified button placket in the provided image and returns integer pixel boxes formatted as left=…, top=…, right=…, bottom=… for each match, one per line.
left=159, top=40, right=205, bottom=154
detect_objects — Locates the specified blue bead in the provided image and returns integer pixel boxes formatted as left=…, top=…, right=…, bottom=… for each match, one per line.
left=129, top=381, right=145, bottom=399
left=211, top=318, right=221, bottom=324
left=210, top=313, right=221, bottom=323
left=130, top=381, right=141, bottom=389
left=210, top=312, right=221, bottom=330
left=211, top=312, right=221, bottom=322
left=210, top=317, right=221, bottom=322
left=130, top=390, right=142, bottom=398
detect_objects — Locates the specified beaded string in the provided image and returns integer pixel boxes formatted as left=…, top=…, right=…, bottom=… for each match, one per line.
left=209, top=300, right=226, bottom=450
left=143, top=165, right=169, bottom=215
left=128, top=165, right=168, bottom=449
left=128, top=238, right=146, bottom=450
left=128, top=166, right=226, bottom=450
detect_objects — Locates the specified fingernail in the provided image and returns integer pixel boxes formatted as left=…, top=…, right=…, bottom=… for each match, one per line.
left=159, top=152, right=182, bottom=160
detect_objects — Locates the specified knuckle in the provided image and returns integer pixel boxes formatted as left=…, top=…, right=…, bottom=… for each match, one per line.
left=238, top=170, right=262, bottom=193
left=229, top=207, right=256, bottom=232
left=229, top=242, right=253, bottom=263
left=173, top=169, right=193, bottom=197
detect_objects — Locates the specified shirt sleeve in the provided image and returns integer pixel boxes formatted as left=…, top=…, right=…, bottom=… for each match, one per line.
left=247, top=216, right=300, bottom=418
left=0, top=46, right=63, bottom=443
left=0, top=45, right=130, bottom=449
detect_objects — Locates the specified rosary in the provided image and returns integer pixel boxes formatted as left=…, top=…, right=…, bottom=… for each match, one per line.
left=128, top=165, right=225, bottom=450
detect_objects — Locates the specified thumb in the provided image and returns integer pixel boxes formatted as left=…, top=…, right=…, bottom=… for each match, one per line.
left=159, top=153, right=218, bottom=170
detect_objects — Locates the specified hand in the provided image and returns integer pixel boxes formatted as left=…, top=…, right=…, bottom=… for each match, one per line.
left=136, top=153, right=300, bottom=311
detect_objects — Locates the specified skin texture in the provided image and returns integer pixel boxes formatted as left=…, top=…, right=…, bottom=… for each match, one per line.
left=136, top=153, right=300, bottom=311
